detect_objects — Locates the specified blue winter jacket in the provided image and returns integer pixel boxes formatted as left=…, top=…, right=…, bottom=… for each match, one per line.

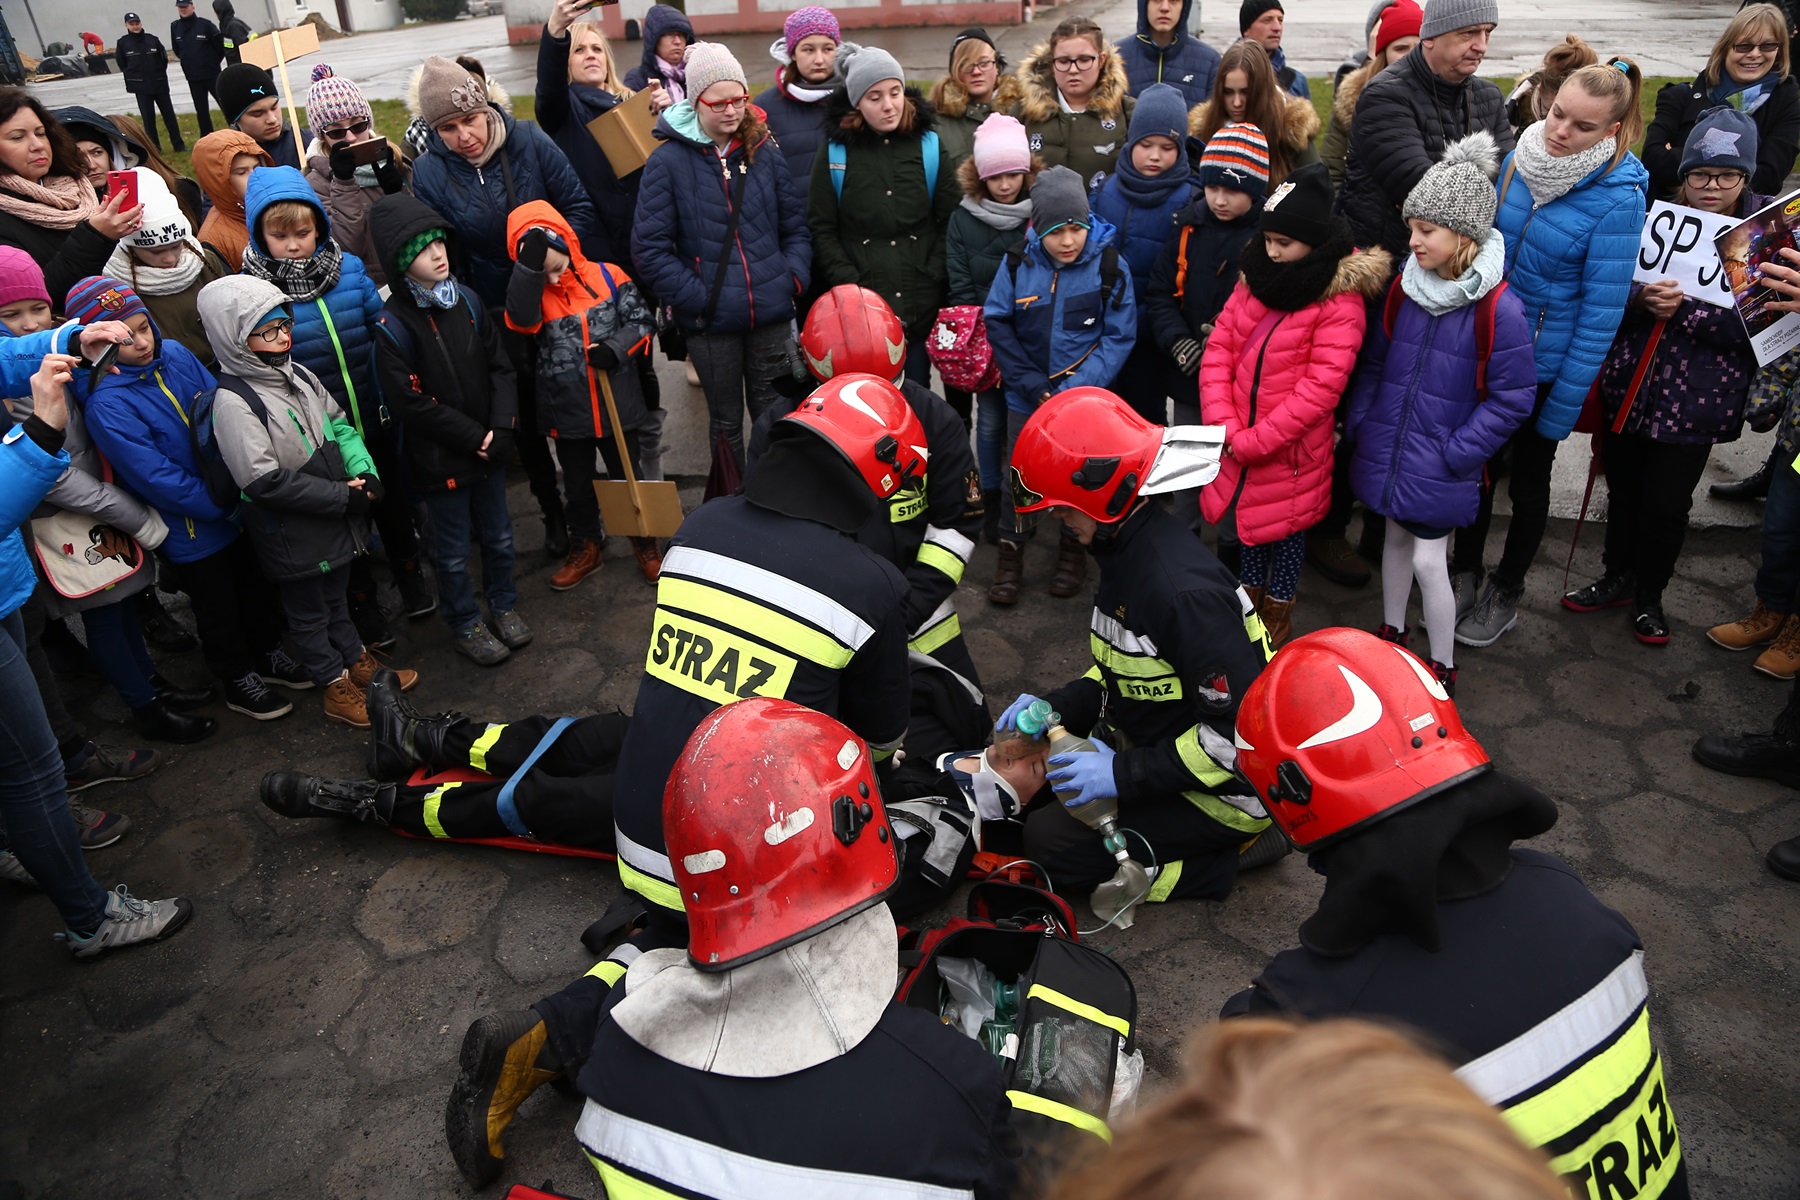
left=0, top=324, right=84, bottom=618
left=1091, top=162, right=1197, bottom=287
left=1345, top=279, right=1539, bottom=528
left=756, top=68, right=832, bottom=192
left=632, top=102, right=811, bottom=335
left=82, top=337, right=239, bottom=563
left=983, top=217, right=1138, bottom=413
left=1115, top=0, right=1220, bottom=107
left=411, top=108, right=600, bottom=309
left=1495, top=149, right=1648, bottom=440
left=243, top=166, right=385, bottom=438
left=1268, top=47, right=1311, bottom=100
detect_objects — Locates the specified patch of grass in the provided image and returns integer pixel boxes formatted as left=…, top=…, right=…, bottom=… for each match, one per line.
left=153, top=97, right=418, bottom=177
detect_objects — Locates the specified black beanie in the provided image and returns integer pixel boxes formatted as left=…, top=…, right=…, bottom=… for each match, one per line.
left=218, top=62, right=278, bottom=125
left=948, top=27, right=1005, bottom=73
left=1239, top=0, right=1284, bottom=34
left=1260, top=162, right=1335, bottom=248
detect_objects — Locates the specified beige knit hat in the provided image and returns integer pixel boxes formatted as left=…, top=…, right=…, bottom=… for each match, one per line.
left=417, top=55, right=490, bottom=131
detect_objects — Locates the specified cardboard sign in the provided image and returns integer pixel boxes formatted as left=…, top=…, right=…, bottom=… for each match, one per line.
left=587, top=88, right=658, bottom=178
left=1715, top=188, right=1800, bottom=367
left=1633, top=200, right=1737, bottom=309
left=239, top=23, right=320, bottom=169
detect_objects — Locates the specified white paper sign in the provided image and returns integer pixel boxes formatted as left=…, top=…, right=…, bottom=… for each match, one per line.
left=1633, top=201, right=1738, bottom=309
left=1715, top=188, right=1800, bottom=367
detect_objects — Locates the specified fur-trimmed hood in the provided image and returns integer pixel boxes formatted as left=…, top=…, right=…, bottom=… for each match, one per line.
left=1326, top=241, right=1395, bottom=300
left=1334, top=62, right=1375, bottom=124
left=1016, top=44, right=1131, bottom=124
left=1190, top=91, right=1320, bottom=153
left=822, top=86, right=940, bottom=146
left=404, top=62, right=512, bottom=119
left=1240, top=221, right=1392, bottom=312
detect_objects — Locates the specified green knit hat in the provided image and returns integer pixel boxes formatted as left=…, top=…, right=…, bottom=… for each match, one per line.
left=396, top=228, right=448, bottom=278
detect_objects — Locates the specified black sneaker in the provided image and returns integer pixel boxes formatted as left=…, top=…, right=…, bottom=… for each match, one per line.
left=225, top=672, right=294, bottom=720
left=64, top=742, right=161, bottom=793
left=259, top=648, right=314, bottom=691
left=395, top=560, right=438, bottom=621
left=1633, top=604, right=1671, bottom=646
left=1563, top=572, right=1636, bottom=613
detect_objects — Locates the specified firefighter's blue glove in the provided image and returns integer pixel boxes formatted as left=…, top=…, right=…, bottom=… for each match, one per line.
left=1048, top=735, right=1117, bottom=809
left=998, top=693, right=1044, bottom=732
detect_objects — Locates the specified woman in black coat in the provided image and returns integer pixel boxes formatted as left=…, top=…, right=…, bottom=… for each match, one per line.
left=0, top=90, right=140, bottom=301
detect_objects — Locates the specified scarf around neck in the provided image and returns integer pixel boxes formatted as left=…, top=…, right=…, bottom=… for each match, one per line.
left=1110, top=148, right=1190, bottom=206
left=242, top=239, right=346, bottom=303
left=960, top=194, right=1033, bottom=230
left=1513, top=121, right=1616, bottom=207
left=106, top=237, right=207, bottom=296
left=657, top=55, right=687, bottom=103
left=407, top=276, right=461, bottom=308
left=470, top=109, right=510, bottom=170
left=0, top=172, right=103, bottom=230
left=1239, top=220, right=1355, bottom=312
left=783, top=66, right=833, bottom=105
left=1400, top=228, right=1507, bottom=315
left=1712, top=72, right=1772, bottom=113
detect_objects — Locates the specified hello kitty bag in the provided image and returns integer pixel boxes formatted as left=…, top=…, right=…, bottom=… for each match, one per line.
left=927, top=305, right=1003, bottom=393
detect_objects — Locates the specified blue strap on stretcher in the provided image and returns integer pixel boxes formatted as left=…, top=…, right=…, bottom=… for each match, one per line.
left=495, top=717, right=576, bottom=837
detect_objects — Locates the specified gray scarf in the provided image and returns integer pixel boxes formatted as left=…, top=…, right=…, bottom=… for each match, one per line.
left=1400, top=228, right=1507, bottom=316
left=959, top=194, right=1033, bottom=231
left=1512, top=121, right=1616, bottom=207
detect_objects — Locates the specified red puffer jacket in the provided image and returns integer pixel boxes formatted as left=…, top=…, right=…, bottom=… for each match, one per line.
left=1199, top=244, right=1390, bottom=546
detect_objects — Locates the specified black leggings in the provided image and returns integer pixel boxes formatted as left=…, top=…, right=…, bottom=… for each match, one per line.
left=1600, top=432, right=1712, bottom=605
left=552, top=431, right=644, bottom=544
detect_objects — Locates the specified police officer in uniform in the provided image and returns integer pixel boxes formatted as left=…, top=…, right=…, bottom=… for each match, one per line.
left=999, top=388, right=1287, bottom=905
left=445, top=375, right=925, bottom=1188
left=116, top=12, right=185, bottom=153
left=1228, top=627, right=1688, bottom=1200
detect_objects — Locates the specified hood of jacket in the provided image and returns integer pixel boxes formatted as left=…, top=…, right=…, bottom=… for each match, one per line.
left=1016, top=42, right=1132, bottom=124
left=1135, top=0, right=1194, bottom=42
left=51, top=107, right=143, bottom=168
left=243, top=163, right=331, bottom=253
left=637, top=4, right=696, bottom=78
left=404, top=63, right=512, bottom=120
left=652, top=100, right=773, bottom=153
left=369, top=192, right=462, bottom=296
left=821, top=86, right=939, bottom=146
left=197, top=273, right=298, bottom=388
left=212, top=0, right=236, bottom=18
left=504, top=198, right=586, bottom=265
left=192, top=130, right=271, bottom=216
left=1191, top=91, right=1321, bottom=153
left=1334, top=59, right=1378, bottom=123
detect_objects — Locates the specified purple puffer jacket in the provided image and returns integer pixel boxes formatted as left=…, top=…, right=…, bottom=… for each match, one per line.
left=1597, top=275, right=1760, bottom=446
left=1345, top=283, right=1538, bottom=529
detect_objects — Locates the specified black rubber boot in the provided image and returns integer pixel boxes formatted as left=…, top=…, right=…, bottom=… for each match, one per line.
left=259, top=772, right=396, bottom=822
left=137, top=589, right=197, bottom=651
left=131, top=698, right=218, bottom=744
left=366, top=667, right=468, bottom=781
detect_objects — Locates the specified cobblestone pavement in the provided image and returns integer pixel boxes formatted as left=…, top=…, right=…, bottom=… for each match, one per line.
left=2, top=366, right=1798, bottom=1196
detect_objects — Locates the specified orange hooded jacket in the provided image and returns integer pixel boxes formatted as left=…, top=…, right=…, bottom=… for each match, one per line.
left=193, top=130, right=273, bottom=270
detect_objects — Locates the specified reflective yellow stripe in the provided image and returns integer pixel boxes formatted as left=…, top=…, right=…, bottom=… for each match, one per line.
left=871, top=744, right=897, bottom=762
left=588, top=1157, right=680, bottom=1200
left=1182, top=789, right=1272, bottom=835
left=618, top=858, right=686, bottom=912
left=915, top=542, right=966, bottom=583
left=1245, top=613, right=1274, bottom=661
left=1006, top=1090, right=1112, bottom=1142
left=1147, top=859, right=1183, bottom=902
left=421, top=782, right=460, bottom=839
left=659, top=577, right=852, bottom=669
left=467, top=723, right=505, bottom=772
left=908, top=612, right=961, bottom=655
left=1088, top=632, right=1180, bottom=680
left=585, top=959, right=629, bottom=985
left=888, top=490, right=926, bottom=523
left=1026, top=983, right=1131, bottom=1038
left=1540, top=1056, right=1681, bottom=1199
left=1083, top=665, right=1103, bottom=682
left=646, top=609, right=801, bottom=706
left=1507, top=1008, right=1657, bottom=1146
left=1175, top=727, right=1237, bottom=787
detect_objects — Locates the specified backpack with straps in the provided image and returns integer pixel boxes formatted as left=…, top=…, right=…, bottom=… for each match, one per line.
left=1005, top=238, right=1126, bottom=310
left=375, top=287, right=486, bottom=366
left=1381, top=277, right=1509, bottom=402
left=828, top=130, right=940, bottom=201
left=190, top=375, right=267, bottom=511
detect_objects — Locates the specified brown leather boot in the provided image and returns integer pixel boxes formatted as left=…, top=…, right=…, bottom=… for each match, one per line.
left=631, top=538, right=663, bottom=583
left=1243, top=585, right=1266, bottom=614
left=322, top=671, right=371, bottom=728
left=1048, top=533, right=1087, bottom=598
left=989, top=540, right=1024, bottom=605
left=1261, top=595, right=1296, bottom=650
left=550, top=538, right=602, bottom=591
left=350, top=648, right=417, bottom=693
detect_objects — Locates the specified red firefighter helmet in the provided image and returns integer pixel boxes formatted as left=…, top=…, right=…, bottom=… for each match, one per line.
left=665, top=697, right=900, bottom=971
left=780, top=373, right=928, bottom=500
left=800, top=284, right=909, bottom=381
left=1010, top=388, right=1165, bottom=523
left=1234, top=628, right=1492, bottom=852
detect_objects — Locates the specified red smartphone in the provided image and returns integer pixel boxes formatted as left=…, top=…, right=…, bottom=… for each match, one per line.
left=106, top=170, right=137, bottom=210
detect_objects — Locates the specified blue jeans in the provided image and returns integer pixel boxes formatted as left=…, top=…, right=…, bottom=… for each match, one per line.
left=0, top=608, right=108, bottom=932
left=1757, top=451, right=1800, bottom=609
left=422, top=470, right=518, bottom=633
left=975, top=388, right=1006, bottom=493
left=81, top=597, right=158, bottom=708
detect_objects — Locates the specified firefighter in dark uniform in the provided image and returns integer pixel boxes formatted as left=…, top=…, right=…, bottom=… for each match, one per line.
left=445, top=375, right=926, bottom=1189
left=751, top=284, right=985, bottom=687
left=1000, top=388, right=1288, bottom=904
left=1228, top=628, right=1688, bottom=1200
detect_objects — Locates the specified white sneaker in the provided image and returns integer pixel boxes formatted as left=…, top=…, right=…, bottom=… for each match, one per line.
left=57, top=885, right=193, bottom=959
left=0, top=850, right=39, bottom=889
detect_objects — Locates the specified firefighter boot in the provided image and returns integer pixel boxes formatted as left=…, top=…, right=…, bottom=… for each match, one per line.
left=258, top=772, right=396, bottom=823
left=1049, top=531, right=1087, bottom=598
left=446, top=1010, right=563, bottom=1188
left=366, top=668, right=468, bottom=782
left=989, top=540, right=1024, bottom=606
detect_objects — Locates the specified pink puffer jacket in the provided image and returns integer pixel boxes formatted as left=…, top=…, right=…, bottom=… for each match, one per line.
left=1198, top=245, right=1390, bottom=547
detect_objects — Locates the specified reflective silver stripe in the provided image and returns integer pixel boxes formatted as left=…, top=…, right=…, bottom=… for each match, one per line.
left=614, top=824, right=676, bottom=883
left=576, top=1101, right=976, bottom=1200
left=909, top=595, right=956, bottom=639
left=610, top=942, right=644, bottom=969
left=922, top=525, right=975, bottom=562
left=1455, top=951, right=1650, bottom=1106
left=663, top=546, right=875, bottom=651
left=1091, top=609, right=1159, bottom=656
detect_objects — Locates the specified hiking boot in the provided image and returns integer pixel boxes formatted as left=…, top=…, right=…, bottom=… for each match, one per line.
left=137, top=590, right=197, bottom=651
left=225, top=672, right=293, bottom=720
left=131, top=698, right=218, bottom=744
left=1711, top=459, right=1772, bottom=500
left=258, top=648, right=314, bottom=690
left=1305, top=534, right=1372, bottom=587
left=367, top=667, right=468, bottom=781
left=349, top=648, right=418, bottom=693
left=455, top=621, right=512, bottom=666
left=1428, top=659, right=1459, bottom=697
left=1049, top=533, right=1087, bottom=598
left=981, top=491, right=1001, bottom=545
left=631, top=538, right=663, bottom=583
left=1455, top=581, right=1521, bottom=647
left=1261, top=595, right=1296, bottom=650
left=260, top=771, right=395, bottom=822
left=542, top=508, right=569, bottom=559
left=989, top=540, right=1023, bottom=606
left=1692, top=709, right=1800, bottom=788
left=446, top=1010, right=564, bottom=1189
left=1710, top=601, right=1790, bottom=650
left=64, top=742, right=161, bottom=792
left=1563, top=572, right=1637, bottom=613
left=395, top=559, right=437, bottom=620
left=1236, top=827, right=1291, bottom=872
left=1374, top=623, right=1410, bottom=647
left=1633, top=603, right=1671, bottom=647
left=1450, top=570, right=1483, bottom=623
left=70, top=802, right=131, bottom=849
left=349, top=590, right=396, bottom=652
left=1768, top=836, right=1800, bottom=882
left=323, top=671, right=371, bottom=728
left=550, top=538, right=602, bottom=591
left=151, top=672, right=215, bottom=710
left=1755, top=614, right=1800, bottom=679
left=493, top=610, right=533, bottom=649
left=0, top=850, right=38, bottom=888
left=56, top=885, right=193, bottom=960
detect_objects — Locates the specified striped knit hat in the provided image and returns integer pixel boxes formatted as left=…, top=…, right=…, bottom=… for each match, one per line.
left=65, top=276, right=150, bottom=326
left=1198, top=122, right=1271, bottom=201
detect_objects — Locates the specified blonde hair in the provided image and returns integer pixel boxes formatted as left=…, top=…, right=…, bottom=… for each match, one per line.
left=1563, top=56, right=1644, bottom=168
left=259, top=199, right=318, bottom=235
left=1044, top=1018, right=1569, bottom=1200
left=1704, top=4, right=1791, bottom=88
left=1522, top=35, right=1598, bottom=127
left=568, top=20, right=634, bottom=98
left=930, top=36, right=1021, bottom=116
left=1445, top=234, right=1482, bottom=278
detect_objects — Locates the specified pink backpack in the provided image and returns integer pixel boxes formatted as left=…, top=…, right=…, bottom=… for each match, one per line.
left=926, top=305, right=1002, bottom=393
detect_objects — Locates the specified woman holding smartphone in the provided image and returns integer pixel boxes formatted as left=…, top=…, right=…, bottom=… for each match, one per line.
left=301, top=64, right=409, bottom=287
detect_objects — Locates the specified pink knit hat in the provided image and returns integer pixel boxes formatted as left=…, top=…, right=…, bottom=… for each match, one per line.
left=306, top=65, right=373, bottom=136
left=972, top=113, right=1031, bottom=179
left=0, top=247, right=50, bottom=311
left=783, top=6, right=840, bottom=56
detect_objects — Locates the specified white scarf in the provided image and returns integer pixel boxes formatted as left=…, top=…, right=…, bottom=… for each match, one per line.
left=1400, top=228, right=1507, bottom=316
left=1513, top=121, right=1616, bottom=207
left=104, top=237, right=207, bottom=296
left=959, top=194, right=1033, bottom=231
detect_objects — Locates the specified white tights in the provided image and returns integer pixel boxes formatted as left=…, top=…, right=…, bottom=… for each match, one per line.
left=1381, top=517, right=1455, bottom=668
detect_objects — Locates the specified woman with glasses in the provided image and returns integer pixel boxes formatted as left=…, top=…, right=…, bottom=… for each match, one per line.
left=301, top=65, right=408, bottom=289
left=1644, top=3, right=1800, bottom=198
left=931, top=27, right=1021, bottom=172
left=1015, top=15, right=1138, bottom=190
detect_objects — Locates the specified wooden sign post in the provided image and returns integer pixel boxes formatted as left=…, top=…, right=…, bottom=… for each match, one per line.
left=239, top=22, right=320, bottom=168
